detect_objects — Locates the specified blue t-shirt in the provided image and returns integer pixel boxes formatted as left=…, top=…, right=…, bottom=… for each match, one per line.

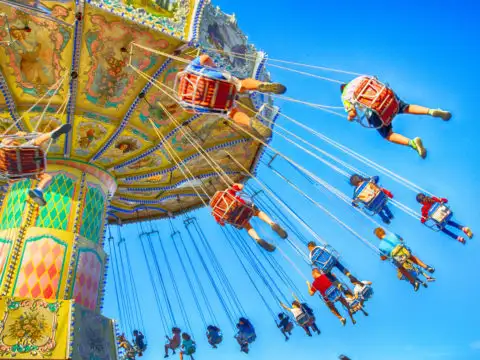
left=379, top=233, right=402, bottom=257
left=183, top=339, right=195, bottom=352
left=186, top=57, right=227, bottom=80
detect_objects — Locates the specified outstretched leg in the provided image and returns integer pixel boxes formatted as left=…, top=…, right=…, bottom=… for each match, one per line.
left=397, top=265, right=420, bottom=291
left=378, top=210, right=391, bottom=224
left=28, top=172, right=53, bottom=206
left=179, top=351, right=184, bottom=360
left=339, top=297, right=356, bottom=325
left=385, top=131, right=426, bottom=159
left=257, top=210, right=288, bottom=239
left=409, top=255, right=434, bottom=273
left=239, top=78, right=286, bottom=94
left=229, top=107, right=271, bottom=139
left=403, top=105, right=451, bottom=120
left=325, top=300, right=346, bottom=325
left=383, top=205, right=394, bottom=220
left=244, top=222, right=276, bottom=252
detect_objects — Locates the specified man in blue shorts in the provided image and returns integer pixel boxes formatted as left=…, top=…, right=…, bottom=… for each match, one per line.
left=341, top=76, right=451, bottom=159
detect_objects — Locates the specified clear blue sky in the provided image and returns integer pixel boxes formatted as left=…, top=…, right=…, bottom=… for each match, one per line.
left=103, top=1, right=480, bottom=360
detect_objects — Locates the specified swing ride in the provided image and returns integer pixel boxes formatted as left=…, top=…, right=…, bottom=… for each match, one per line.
left=0, top=0, right=473, bottom=359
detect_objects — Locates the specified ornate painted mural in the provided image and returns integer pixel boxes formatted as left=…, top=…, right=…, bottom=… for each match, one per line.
left=0, top=0, right=275, bottom=223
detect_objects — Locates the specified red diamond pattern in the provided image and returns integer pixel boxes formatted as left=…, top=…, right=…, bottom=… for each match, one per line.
left=73, top=251, right=102, bottom=310
left=15, top=238, right=65, bottom=299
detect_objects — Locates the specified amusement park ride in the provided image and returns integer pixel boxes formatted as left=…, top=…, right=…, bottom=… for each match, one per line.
left=0, top=0, right=471, bottom=359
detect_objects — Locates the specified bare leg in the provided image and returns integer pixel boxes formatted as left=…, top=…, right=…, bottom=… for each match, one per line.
left=385, top=131, right=411, bottom=146
left=398, top=266, right=417, bottom=285
left=244, top=222, right=261, bottom=241
left=229, top=108, right=251, bottom=127
left=239, top=78, right=262, bottom=92
left=256, top=210, right=275, bottom=226
left=325, top=300, right=343, bottom=321
left=403, top=105, right=430, bottom=115
left=32, top=133, right=52, bottom=147
left=36, top=173, right=53, bottom=191
left=409, top=255, right=428, bottom=269
left=339, top=297, right=356, bottom=324
left=179, top=352, right=183, bottom=360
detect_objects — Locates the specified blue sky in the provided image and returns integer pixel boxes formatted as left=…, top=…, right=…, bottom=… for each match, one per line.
left=103, top=1, right=480, bottom=359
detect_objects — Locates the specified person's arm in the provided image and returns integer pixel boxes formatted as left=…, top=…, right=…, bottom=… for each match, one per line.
left=306, top=281, right=316, bottom=296
left=381, top=188, right=394, bottom=199
left=280, top=302, right=290, bottom=311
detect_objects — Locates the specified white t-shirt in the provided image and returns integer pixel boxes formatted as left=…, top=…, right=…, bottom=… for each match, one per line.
left=291, top=307, right=304, bottom=318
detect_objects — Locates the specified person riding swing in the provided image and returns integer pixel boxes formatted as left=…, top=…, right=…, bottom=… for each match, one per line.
left=177, top=54, right=286, bottom=139
left=0, top=123, right=72, bottom=206
left=210, top=183, right=288, bottom=252
left=341, top=75, right=451, bottom=158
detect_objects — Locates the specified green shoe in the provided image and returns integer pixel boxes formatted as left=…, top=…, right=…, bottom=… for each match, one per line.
left=430, top=109, right=451, bottom=121
left=250, top=118, right=272, bottom=139
left=409, top=137, right=427, bottom=159
left=257, top=82, right=287, bottom=94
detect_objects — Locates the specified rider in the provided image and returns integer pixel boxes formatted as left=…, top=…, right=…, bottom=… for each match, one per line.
left=206, top=325, right=222, bottom=348
left=280, top=300, right=320, bottom=337
left=277, top=313, right=294, bottom=341
left=235, top=318, right=256, bottom=354
left=186, top=54, right=286, bottom=138
left=375, top=227, right=434, bottom=291
left=341, top=76, right=451, bottom=158
left=307, top=268, right=357, bottom=325
left=179, top=333, right=196, bottom=360
left=132, top=330, right=146, bottom=356
left=307, top=241, right=362, bottom=287
left=416, top=193, right=473, bottom=244
left=164, top=327, right=181, bottom=358
left=350, top=174, right=394, bottom=224
left=213, top=183, right=287, bottom=252
left=1, top=124, right=71, bottom=206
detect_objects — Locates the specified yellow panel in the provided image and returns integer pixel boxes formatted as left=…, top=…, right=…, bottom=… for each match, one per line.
left=71, top=115, right=118, bottom=160
left=21, top=111, right=67, bottom=155
left=0, top=5, right=74, bottom=105
left=0, top=297, right=71, bottom=359
left=76, top=5, right=181, bottom=119
left=128, top=60, right=192, bottom=132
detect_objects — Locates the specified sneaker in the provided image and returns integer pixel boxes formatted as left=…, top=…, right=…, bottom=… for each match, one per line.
left=256, top=239, right=276, bottom=252
left=250, top=118, right=272, bottom=139
left=382, top=217, right=391, bottom=224
left=411, top=137, right=427, bottom=159
left=458, top=236, right=466, bottom=244
left=257, top=82, right=287, bottom=94
left=28, top=189, right=46, bottom=206
left=271, top=223, right=288, bottom=239
left=164, top=355, right=169, bottom=358
left=430, top=109, right=451, bottom=121
left=413, top=281, right=420, bottom=291
left=463, top=227, right=473, bottom=239
left=427, top=266, right=435, bottom=274
left=51, top=123, right=72, bottom=140
left=340, top=317, right=346, bottom=326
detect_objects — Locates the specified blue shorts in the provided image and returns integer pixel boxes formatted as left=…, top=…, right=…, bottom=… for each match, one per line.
left=367, top=98, right=409, bottom=138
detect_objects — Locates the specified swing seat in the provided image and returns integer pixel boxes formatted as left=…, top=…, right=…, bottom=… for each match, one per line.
left=210, top=190, right=255, bottom=228
left=324, top=285, right=342, bottom=303
left=295, top=312, right=312, bottom=327
left=390, top=244, right=411, bottom=265
left=355, top=181, right=388, bottom=215
left=0, top=145, right=46, bottom=180
left=356, top=284, right=373, bottom=301
left=310, top=245, right=338, bottom=273
left=426, top=202, right=453, bottom=230
left=348, top=298, right=363, bottom=313
left=175, top=70, right=238, bottom=115
left=353, top=77, right=399, bottom=128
